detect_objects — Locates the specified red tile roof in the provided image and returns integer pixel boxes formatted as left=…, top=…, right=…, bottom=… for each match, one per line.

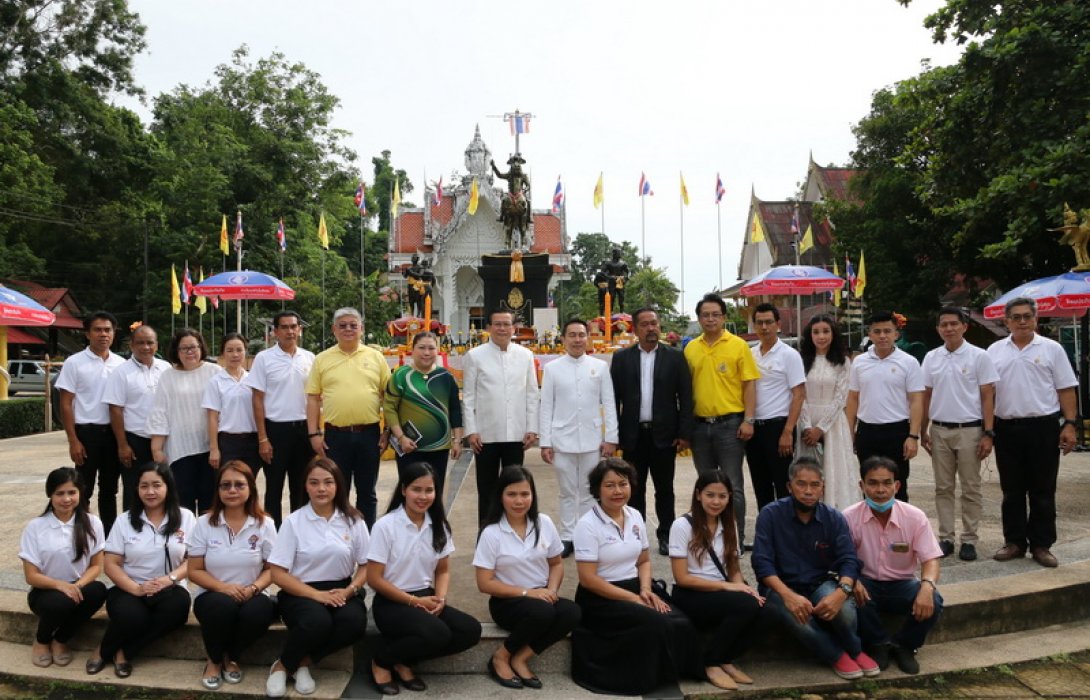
left=393, top=212, right=426, bottom=253
left=6, top=282, right=86, bottom=329
left=813, top=166, right=860, bottom=202
left=531, top=213, right=563, bottom=254
left=755, top=201, right=834, bottom=269
left=431, top=195, right=453, bottom=227
left=6, top=327, right=45, bottom=344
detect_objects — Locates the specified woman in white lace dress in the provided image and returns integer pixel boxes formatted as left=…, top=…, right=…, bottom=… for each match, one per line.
left=797, top=315, right=859, bottom=509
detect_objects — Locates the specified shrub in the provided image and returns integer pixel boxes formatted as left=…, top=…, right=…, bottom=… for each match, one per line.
left=0, top=397, right=54, bottom=438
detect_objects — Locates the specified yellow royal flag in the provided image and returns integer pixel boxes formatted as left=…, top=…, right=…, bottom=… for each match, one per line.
left=195, top=267, right=207, bottom=315
left=833, top=259, right=842, bottom=306
left=468, top=178, right=479, bottom=215
left=593, top=172, right=604, bottom=209
left=751, top=213, right=766, bottom=243
left=219, top=214, right=229, bottom=256
left=799, top=224, right=814, bottom=254
left=317, top=213, right=329, bottom=250
left=170, top=264, right=181, bottom=315
left=680, top=173, right=690, bottom=206
left=856, top=250, right=868, bottom=299
left=392, top=178, right=401, bottom=219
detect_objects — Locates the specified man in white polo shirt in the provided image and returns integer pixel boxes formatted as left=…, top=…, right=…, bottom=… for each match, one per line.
left=56, top=311, right=125, bottom=533
left=245, top=310, right=315, bottom=527
left=920, top=307, right=998, bottom=562
left=846, top=311, right=924, bottom=502
left=746, top=303, right=806, bottom=512
left=987, top=297, right=1078, bottom=568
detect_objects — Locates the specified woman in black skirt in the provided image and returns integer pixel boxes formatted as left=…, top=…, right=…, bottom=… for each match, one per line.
left=571, top=457, right=704, bottom=695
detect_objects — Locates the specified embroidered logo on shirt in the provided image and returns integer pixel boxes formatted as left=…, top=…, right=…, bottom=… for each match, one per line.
left=174, top=529, right=185, bottom=544
left=248, top=534, right=260, bottom=551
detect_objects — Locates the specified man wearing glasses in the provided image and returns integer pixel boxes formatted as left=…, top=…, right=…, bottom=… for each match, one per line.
left=684, top=293, right=760, bottom=545
left=245, top=310, right=315, bottom=526
left=987, top=297, right=1078, bottom=567
left=305, top=307, right=391, bottom=527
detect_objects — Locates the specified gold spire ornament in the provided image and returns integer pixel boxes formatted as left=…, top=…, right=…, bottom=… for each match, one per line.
left=1049, top=202, right=1090, bottom=271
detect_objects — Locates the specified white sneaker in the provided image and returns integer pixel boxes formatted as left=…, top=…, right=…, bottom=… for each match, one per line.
left=266, top=663, right=287, bottom=698
left=294, top=665, right=316, bottom=695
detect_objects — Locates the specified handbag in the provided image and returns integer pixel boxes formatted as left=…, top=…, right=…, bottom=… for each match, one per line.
left=684, top=513, right=729, bottom=581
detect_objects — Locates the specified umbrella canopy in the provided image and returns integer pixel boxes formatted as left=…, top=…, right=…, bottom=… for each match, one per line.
left=0, top=286, right=56, bottom=326
left=740, top=265, right=844, bottom=296
left=983, top=272, right=1090, bottom=319
left=191, top=270, right=295, bottom=301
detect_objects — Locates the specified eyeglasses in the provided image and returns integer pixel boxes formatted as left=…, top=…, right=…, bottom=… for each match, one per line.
left=218, top=481, right=248, bottom=491
left=336, top=323, right=360, bottom=330
left=1007, top=313, right=1035, bottom=322
left=178, top=345, right=201, bottom=353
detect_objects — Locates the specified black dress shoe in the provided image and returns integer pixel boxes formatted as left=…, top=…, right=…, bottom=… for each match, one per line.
left=561, top=541, right=574, bottom=558
left=85, top=657, right=107, bottom=675
left=488, top=659, right=523, bottom=689
left=114, top=661, right=133, bottom=678
left=657, top=540, right=669, bottom=556
left=395, top=671, right=427, bottom=692
left=890, top=645, right=920, bottom=674
left=939, top=539, right=954, bottom=558
left=373, top=676, right=400, bottom=695
left=958, top=542, right=978, bottom=561
left=517, top=673, right=543, bottom=689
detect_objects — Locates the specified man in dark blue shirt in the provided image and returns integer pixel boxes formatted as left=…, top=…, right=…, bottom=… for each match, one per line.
left=752, top=457, right=880, bottom=680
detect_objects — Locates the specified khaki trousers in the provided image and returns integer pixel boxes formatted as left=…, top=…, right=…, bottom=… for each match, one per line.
left=930, top=424, right=984, bottom=543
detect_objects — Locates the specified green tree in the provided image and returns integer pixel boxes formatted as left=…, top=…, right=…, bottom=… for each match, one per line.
left=372, top=150, right=413, bottom=235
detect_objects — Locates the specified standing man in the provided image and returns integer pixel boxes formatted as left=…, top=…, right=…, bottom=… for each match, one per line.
left=462, top=310, right=540, bottom=527
left=541, top=319, right=619, bottom=556
left=610, top=307, right=693, bottom=555
left=747, top=303, right=806, bottom=511
left=844, top=456, right=944, bottom=675
left=102, top=324, right=170, bottom=510
left=306, top=307, right=391, bottom=527
left=245, top=310, right=314, bottom=527
left=684, top=292, right=760, bottom=543
left=987, top=297, right=1078, bottom=567
left=56, top=311, right=125, bottom=533
left=846, top=311, right=925, bottom=501
left=920, top=307, right=999, bottom=561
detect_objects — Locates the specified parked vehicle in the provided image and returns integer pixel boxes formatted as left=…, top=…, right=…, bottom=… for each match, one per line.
left=6, top=360, right=58, bottom=395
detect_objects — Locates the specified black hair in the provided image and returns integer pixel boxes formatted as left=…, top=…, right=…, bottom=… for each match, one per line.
left=587, top=457, right=638, bottom=502
left=387, top=462, right=450, bottom=553
left=687, top=470, right=739, bottom=569
left=411, top=331, right=439, bottom=347
left=867, top=310, right=895, bottom=326
left=129, top=462, right=183, bottom=537
left=41, top=467, right=96, bottom=562
left=631, top=307, right=657, bottom=327
left=219, top=331, right=247, bottom=355
left=488, top=309, right=515, bottom=326
left=937, top=306, right=969, bottom=325
left=754, top=302, right=780, bottom=321
left=304, top=456, right=360, bottom=524
left=563, top=318, right=588, bottom=335
left=788, top=456, right=824, bottom=481
left=695, top=293, right=727, bottom=317
left=83, top=311, right=118, bottom=332
left=272, top=310, right=302, bottom=328
left=860, top=455, right=899, bottom=480
left=799, top=313, right=847, bottom=372
left=166, top=328, right=209, bottom=365
left=482, top=466, right=543, bottom=546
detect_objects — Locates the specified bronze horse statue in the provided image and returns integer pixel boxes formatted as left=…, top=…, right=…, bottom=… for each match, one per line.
left=491, top=155, right=531, bottom=250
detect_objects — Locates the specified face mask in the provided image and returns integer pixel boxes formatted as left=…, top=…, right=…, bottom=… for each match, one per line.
left=792, top=496, right=816, bottom=514
left=865, top=496, right=894, bottom=513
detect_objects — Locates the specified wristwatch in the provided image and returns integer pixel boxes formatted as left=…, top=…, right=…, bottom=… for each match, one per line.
left=1062, top=418, right=1078, bottom=427
left=983, top=429, right=996, bottom=438
left=838, top=581, right=853, bottom=596
left=744, top=417, right=756, bottom=425
left=168, top=573, right=178, bottom=583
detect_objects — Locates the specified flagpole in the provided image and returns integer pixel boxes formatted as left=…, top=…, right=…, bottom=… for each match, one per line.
left=184, top=260, right=190, bottom=328
left=359, top=210, right=366, bottom=317
left=235, top=211, right=243, bottom=334
left=640, top=195, right=646, bottom=260
left=679, top=173, right=686, bottom=315
left=279, top=245, right=285, bottom=311
left=717, top=201, right=723, bottom=291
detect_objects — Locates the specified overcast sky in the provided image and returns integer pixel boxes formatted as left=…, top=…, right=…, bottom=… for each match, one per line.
left=124, top=0, right=963, bottom=313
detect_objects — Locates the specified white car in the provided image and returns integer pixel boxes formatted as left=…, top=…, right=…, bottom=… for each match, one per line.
left=6, top=360, right=58, bottom=395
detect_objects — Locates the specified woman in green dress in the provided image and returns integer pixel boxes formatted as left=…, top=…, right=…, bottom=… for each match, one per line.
left=384, top=332, right=463, bottom=503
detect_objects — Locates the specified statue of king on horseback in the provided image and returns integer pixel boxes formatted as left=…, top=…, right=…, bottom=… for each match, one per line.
left=491, top=154, right=531, bottom=251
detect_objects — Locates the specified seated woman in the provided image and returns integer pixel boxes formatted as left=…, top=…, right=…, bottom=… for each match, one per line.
left=669, top=470, right=765, bottom=690
left=368, top=462, right=482, bottom=695
left=88, top=462, right=194, bottom=678
left=474, top=466, right=580, bottom=689
left=267, top=457, right=369, bottom=698
left=19, top=468, right=108, bottom=668
left=188, top=461, right=278, bottom=690
left=572, top=457, right=704, bottom=695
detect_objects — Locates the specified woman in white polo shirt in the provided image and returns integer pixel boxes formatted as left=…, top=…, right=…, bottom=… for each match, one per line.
left=87, top=462, right=194, bottom=679
left=19, top=467, right=108, bottom=669
left=266, top=457, right=369, bottom=698
left=669, top=470, right=765, bottom=690
left=474, top=465, right=580, bottom=689
left=204, top=333, right=263, bottom=477
left=188, top=461, right=277, bottom=690
left=368, top=462, right=482, bottom=695
left=572, top=457, right=704, bottom=695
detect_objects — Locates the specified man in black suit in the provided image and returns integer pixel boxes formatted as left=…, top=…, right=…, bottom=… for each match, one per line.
left=611, top=308, right=695, bottom=554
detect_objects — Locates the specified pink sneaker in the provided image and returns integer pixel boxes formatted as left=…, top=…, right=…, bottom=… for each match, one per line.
left=832, top=652, right=863, bottom=680
left=854, top=651, right=881, bottom=677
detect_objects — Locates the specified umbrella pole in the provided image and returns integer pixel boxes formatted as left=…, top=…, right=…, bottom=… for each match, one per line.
left=321, top=249, right=327, bottom=347
left=0, top=326, right=8, bottom=400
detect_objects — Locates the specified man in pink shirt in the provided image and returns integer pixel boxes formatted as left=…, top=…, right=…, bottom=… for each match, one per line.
left=843, top=456, right=943, bottom=675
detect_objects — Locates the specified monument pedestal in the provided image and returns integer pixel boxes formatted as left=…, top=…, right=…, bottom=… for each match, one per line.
left=477, top=253, right=552, bottom=326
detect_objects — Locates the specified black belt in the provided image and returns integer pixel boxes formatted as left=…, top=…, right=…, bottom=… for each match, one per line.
left=696, top=412, right=743, bottom=424
left=76, top=423, right=111, bottom=432
left=754, top=416, right=787, bottom=427
left=325, top=422, right=380, bottom=433
left=857, top=419, right=909, bottom=428
left=931, top=420, right=982, bottom=429
left=220, top=431, right=258, bottom=437
left=639, top=421, right=654, bottom=430
left=996, top=414, right=1061, bottom=425
left=266, top=419, right=307, bottom=427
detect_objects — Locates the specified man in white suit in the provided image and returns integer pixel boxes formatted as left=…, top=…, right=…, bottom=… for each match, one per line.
left=540, top=318, right=619, bottom=556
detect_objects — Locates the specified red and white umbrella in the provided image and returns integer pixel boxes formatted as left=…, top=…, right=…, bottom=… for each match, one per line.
left=740, top=265, right=844, bottom=296
left=983, top=272, right=1090, bottom=319
left=191, top=270, right=295, bottom=301
left=0, top=286, right=55, bottom=326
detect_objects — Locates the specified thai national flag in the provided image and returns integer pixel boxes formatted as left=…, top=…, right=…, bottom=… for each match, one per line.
left=846, top=255, right=857, bottom=295
left=355, top=182, right=367, bottom=215
left=639, top=172, right=653, bottom=197
left=234, top=211, right=244, bottom=249
left=182, top=264, right=193, bottom=305
left=715, top=173, right=726, bottom=204
left=433, top=177, right=443, bottom=208
left=276, top=218, right=286, bottom=252
left=508, top=114, right=530, bottom=135
left=552, top=176, right=563, bottom=213
left=790, top=208, right=801, bottom=235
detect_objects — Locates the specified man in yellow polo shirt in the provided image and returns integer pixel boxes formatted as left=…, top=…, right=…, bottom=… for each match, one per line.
left=306, top=307, right=391, bottom=527
left=684, top=292, right=761, bottom=544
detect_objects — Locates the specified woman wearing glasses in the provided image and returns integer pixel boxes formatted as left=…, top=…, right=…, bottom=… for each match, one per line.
left=148, top=328, right=223, bottom=514
left=188, top=461, right=278, bottom=690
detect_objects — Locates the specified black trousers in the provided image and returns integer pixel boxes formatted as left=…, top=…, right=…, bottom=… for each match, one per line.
left=28, top=581, right=108, bottom=644
left=100, top=584, right=191, bottom=662
left=264, top=420, right=313, bottom=527
left=489, top=595, right=581, bottom=655
left=193, top=591, right=278, bottom=663
left=276, top=579, right=366, bottom=674
left=75, top=423, right=121, bottom=533
left=371, top=589, right=482, bottom=670
left=170, top=452, right=213, bottom=515
left=855, top=420, right=911, bottom=501
left=217, top=432, right=264, bottom=477
left=324, top=426, right=381, bottom=527
left=396, top=450, right=450, bottom=506
left=670, top=585, right=765, bottom=666
left=994, top=416, right=1061, bottom=549
left=474, top=442, right=525, bottom=527
left=744, top=417, right=793, bottom=511
left=626, top=427, right=678, bottom=541
left=122, top=432, right=153, bottom=512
